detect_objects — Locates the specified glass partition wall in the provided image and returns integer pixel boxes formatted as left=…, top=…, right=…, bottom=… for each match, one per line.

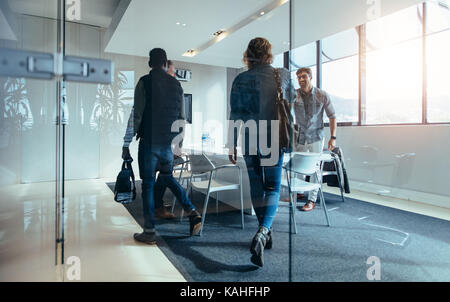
left=61, top=0, right=295, bottom=282
left=1, top=0, right=449, bottom=283
left=288, top=0, right=450, bottom=282
left=0, top=0, right=60, bottom=281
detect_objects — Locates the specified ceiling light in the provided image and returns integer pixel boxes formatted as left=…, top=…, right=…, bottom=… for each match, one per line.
left=182, top=49, right=197, bottom=57
left=182, top=23, right=187, bottom=27
left=213, top=30, right=225, bottom=37
left=176, top=22, right=180, bottom=25
left=260, top=11, right=265, bottom=15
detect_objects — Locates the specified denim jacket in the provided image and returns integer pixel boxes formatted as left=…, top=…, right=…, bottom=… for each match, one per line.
left=227, top=64, right=295, bottom=153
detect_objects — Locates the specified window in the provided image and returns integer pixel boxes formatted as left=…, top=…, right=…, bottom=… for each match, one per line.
left=426, top=2, right=450, bottom=123
left=366, top=5, right=422, bottom=50
left=365, top=39, right=423, bottom=125
left=322, top=29, right=359, bottom=123
left=426, top=1, right=450, bottom=34
left=365, top=5, right=423, bottom=125
left=272, top=53, right=284, bottom=68
left=290, top=42, right=316, bottom=90
left=291, top=42, right=316, bottom=68
left=284, top=1, right=450, bottom=127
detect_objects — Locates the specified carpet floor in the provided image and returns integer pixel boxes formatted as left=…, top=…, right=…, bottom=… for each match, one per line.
left=107, top=181, right=450, bottom=282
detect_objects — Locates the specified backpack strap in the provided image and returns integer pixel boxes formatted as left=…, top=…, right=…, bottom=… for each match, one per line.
left=273, top=68, right=283, bottom=105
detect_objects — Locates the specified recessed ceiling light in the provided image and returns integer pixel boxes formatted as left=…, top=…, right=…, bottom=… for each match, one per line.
left=213, top=30, right=225, bottom=37
left=260, top=11, right=265, bottom=16
left=182, top=49, right=197, bottom=57
left=176, top=22, right=180, bottom=25
left=182, top=23, right=187, bottom=27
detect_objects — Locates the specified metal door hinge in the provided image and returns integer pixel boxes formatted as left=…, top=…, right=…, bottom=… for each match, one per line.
left=0, top=47, right=114, bottom=84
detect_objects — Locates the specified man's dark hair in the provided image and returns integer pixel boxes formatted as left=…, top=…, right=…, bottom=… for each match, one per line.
left=296, top=67, right=313, bottom=78
left=149, top=48, right=168, bottom=68
left=167, top=60, right=174, bottom=67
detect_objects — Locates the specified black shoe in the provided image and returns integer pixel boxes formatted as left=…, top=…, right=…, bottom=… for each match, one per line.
left=189, top=210, right=202, bottom=236
left=133, top=232, right=157, bottom=245
left=250, top=226, right=270, bottom=267
left=266, top=227, right=273, bottom=250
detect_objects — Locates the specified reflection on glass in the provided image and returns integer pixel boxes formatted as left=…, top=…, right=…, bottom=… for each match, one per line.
left=366, top=5, right=422, bottom=50
left=0, top=2, right=57, bottom=280
left=322, top=28, right=358, bottom=62
left=91, top=71, right=132, bottom=137
left=272, top=53, right=284, bottom=68
left=427, top=30, right=450, bottom=122
left=426, top=0, right=450, bottom=34
left=0, top=78, right=33, bottom=137
left=291, top=41, right=316, bottom=68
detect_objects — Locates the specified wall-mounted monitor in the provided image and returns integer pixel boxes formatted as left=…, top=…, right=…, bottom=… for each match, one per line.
left=184, top=94, right=192, bottom=124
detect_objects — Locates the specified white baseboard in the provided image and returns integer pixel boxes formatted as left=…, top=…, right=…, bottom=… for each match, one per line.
left=348, top=180, right=450, bottom=210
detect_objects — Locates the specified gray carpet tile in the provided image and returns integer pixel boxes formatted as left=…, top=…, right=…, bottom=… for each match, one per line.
left=107, top=181, right=450, bottom=282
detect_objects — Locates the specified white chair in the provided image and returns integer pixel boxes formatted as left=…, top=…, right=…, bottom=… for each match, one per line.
left=320, top=151, right=346, bottom=203
left=187, top=153, right=244, bottom=236
left=282, top=152, right=331, bottom=234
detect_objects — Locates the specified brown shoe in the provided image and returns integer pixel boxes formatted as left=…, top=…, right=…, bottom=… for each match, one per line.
left=282, top=193, right=306, bottom=202
left=155, top=207, right=176, bottom=220
left=300, top=201, right=316, bottom=212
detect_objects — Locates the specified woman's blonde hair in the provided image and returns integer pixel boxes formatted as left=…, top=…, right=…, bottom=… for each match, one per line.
left=243, top=37, right=273, bottom=69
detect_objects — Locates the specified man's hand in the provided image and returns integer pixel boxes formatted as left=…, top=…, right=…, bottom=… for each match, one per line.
left=228, top=148, right=237, bottom=165
left=328, top=139, right=336, bottom=151
left=122, top=147, right=131, bottom=160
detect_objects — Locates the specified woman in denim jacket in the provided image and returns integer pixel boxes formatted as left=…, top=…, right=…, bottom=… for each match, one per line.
left=227, top=37, right=295, bottom=267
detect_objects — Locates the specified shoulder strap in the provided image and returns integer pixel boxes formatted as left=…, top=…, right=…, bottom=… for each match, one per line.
left=273, top=68, right=283, bottom=104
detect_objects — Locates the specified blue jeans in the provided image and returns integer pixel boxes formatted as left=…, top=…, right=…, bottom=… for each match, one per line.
left=243, top=150, right=284, bottom=230
left=138, top=139, right=195, bottom=232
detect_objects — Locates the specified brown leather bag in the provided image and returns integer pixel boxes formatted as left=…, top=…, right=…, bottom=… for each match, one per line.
left=274, top=68, right=299, bottom=151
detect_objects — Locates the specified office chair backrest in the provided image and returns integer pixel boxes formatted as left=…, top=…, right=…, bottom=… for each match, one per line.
left=188, top=154, right=215, bottom=174
left=284, top=152, right=321, bottom=176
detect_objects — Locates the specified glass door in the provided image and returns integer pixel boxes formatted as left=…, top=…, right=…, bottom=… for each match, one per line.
left=0, top=0, right=61, bottom=281
left=0, top=0, right=113, bottom=281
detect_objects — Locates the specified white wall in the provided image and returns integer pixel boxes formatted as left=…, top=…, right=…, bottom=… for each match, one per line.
left=101, top=59, right=229, bottom=179
left=172, top=61, right=228, bottom=153
left=0, top=14, right=229, bottom=184
left=0, top=15, right=57, bottom=185
left=324, top=124, right=450, bottom=208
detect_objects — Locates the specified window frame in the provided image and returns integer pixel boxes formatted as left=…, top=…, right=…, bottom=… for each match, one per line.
left=314, top=1, right=450, bottom=127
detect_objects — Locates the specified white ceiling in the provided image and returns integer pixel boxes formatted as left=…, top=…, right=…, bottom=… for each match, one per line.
left=5, top=0, right=424, bottom=68
left=105, top=0, right=276, bottom=64
left=105, top=0, right=423, bottom=68
left=0, top=1, right=17, bottom=40
left=8, top=0, right=120, bottom=28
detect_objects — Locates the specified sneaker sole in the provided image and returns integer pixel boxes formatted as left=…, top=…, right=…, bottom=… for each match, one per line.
left=134, top=240, right=157, bottom=245
left=134, top=237, right=157, bottom=245
left=250, top=240, right=264, bottom=267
